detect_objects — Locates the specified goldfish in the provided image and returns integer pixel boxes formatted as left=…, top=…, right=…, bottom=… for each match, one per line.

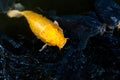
left=7, top=10, right=68, bottom=51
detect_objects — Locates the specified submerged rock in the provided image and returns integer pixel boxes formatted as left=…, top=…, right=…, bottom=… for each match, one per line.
left=84, top=32, right=120, bottom=80
left=95, top=0, right=120, bottom=29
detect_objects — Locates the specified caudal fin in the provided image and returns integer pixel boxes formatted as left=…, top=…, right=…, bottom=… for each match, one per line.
left=7, top=10, right=23, bottom=18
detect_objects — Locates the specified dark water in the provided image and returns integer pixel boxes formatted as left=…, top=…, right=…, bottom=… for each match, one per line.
left=0, top=0, right=120, bottom=36
left=16, top=0, right=94, bottom=14
left=115, top=0, right=120, bottom=4
left=0, top=0, right=94, bottom=37
left=0, top=0, right=120, bottom=14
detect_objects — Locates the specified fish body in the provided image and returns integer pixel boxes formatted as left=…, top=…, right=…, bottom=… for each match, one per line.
left=7, top=10, right=68, bottom=49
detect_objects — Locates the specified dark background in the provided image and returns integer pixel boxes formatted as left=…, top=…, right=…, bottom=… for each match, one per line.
left=0, top=0, right=120, bottom=37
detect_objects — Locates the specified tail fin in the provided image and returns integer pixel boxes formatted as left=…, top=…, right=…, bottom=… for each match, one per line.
left=7, top=10, right=23, bottom=18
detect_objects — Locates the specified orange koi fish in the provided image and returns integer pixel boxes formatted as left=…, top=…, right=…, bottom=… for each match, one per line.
left=7, top=10, right=68, bottom=51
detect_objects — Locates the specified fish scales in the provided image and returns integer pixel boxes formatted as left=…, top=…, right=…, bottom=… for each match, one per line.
left=7, top=10, right=68, bottom=49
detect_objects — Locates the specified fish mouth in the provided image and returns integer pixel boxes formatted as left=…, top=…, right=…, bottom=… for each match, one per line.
left=58, top=38, right=68, bottom=49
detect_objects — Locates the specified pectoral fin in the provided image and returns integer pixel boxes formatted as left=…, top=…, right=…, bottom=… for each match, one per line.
left=39, top=43, right=47, bottom=52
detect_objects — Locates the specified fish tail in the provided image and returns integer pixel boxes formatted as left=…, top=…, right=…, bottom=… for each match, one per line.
left=7, top=10, right=23, bottom=18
